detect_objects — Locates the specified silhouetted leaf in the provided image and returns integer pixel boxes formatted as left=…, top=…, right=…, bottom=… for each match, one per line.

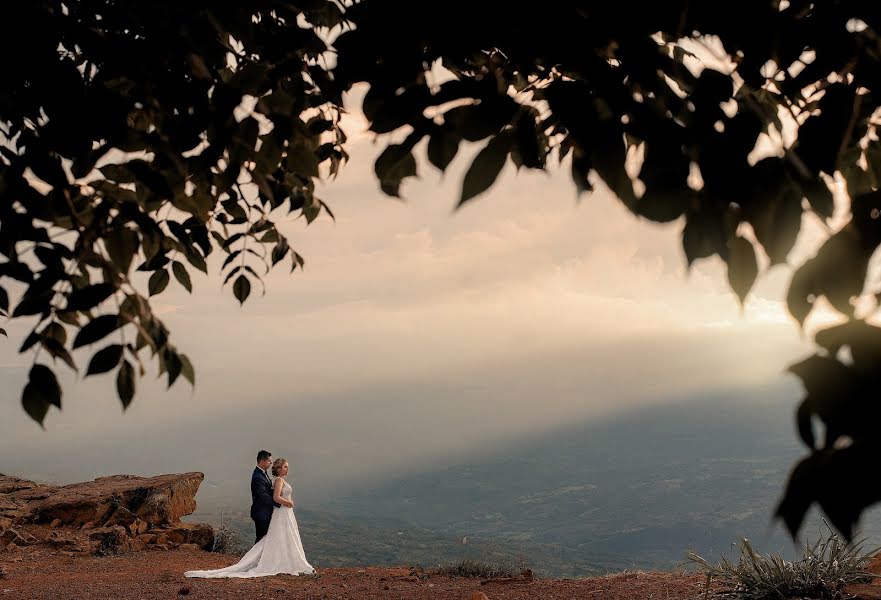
left=592, top=129, right=637, bottom=208
left=222, top=250, right=242, bottom=270
left=13, top=288, right=54, bottom=317
left=56, top=311, right=80, bottom=326
left=259, top=229, right=279, bottom=244
left=148, top=270, right=170, bottom=296
left=137, top=250, right=172, bottom=271
left=745, top=161, right=803, bottom=265
left=172, top=261, right=192, bottom=293
left=375, top=143, right=417, bottom=197
left=222, top=200, right=248, bottom=222
left=116, top=360, right=135, bottom=410
left=180, top=354, right=195, bottom=386
left=223, top=266, right=242, bottom=285
left=303, top=198, right=321, bottom=223
left=726, top=235, right=758, bottom=305
left=73, top=314, right=121, bottom=348
left=35, top=323, right=59, bottom=347
left=86, top=344, right=124, bottom=376
left=184, top=248, right=208, bottom=273
left=141, top=226, right=162, bottom=261
left=41, top=337, right=76, bottom=371
left=19, top=330, right=40, bottom=353
left=636, top=140, right=692, bottom=223
left=21, top=380, right=50, bottom=426
left=66, top=283, right=114, bottom=312
left=682, top=206, right=726, bottom=267
left=786, top=259, right=814, bottom=326
left=812, top=229, right=867, bottom=316
left=428, top=128, right=460, bottom=172
left=788, top=354, right=854, bottom=400
left=795, top=400, right=815, bottom=449
left=776, top=452, right=821, bottom=538
left=33, top=245, right=63, bottom=272
left=459, top=134, right=511, bottom=208
left=570, top=146, right=593, bottom=195
left=165, top=349, right=182, bottom=387
left=233, top=274, right=251, bottom=305
left=271, top=239, right=289, bottom=266
left=222, top=233, right=245, bottom=250
left=105, top=227, right=139, bottom=274
left=21, top=364, right=62, bottom=426
left=814, top=320, right=881, bottom=377
left=778, top=441, right=881, bottom=541
left=100, top=163, right=137, bottom=183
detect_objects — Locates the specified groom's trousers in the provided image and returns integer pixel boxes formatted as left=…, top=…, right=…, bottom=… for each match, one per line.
left=254, top=518, right=271, bottom=543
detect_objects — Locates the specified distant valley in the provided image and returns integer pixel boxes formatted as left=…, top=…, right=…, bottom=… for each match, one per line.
left=195, top=385, right=881, bottom=577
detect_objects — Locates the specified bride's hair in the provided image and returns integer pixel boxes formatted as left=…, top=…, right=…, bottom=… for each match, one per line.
left=271, top=458, right=287, bottom=477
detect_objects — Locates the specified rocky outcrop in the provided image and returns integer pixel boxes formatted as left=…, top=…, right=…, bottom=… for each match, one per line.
left=25, top=473, right=203, bottom=528
left=0, top=473, right=213, bottom=556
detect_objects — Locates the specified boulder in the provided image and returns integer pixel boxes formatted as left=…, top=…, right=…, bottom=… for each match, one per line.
left=47, top=530, right=88, bottom=553
left=0, top=472, right=212, bottom=555
left=154, top=523, right=214, bottom=550
left=129, top=537, right=146, bottom=552
left=24, top=473, right=204, bottom=528
left=0, top=475, right=43, bottom=495
left=0, top=528, right=26, bottom=547
left=89, top=525, right=131, bottom=556
left=0, top=497, right=28, bottom=523
left=126, top=519, right=147, bottom=536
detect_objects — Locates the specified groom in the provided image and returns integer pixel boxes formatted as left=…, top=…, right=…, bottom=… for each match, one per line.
left=250, top=450, right=280, bottom=543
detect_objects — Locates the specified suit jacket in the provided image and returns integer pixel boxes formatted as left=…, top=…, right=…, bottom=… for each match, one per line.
left=250, top=466, right=279, bottom=521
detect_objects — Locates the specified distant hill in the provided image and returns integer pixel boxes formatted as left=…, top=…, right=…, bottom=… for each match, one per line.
left=321, top=386, right=881, bottom=575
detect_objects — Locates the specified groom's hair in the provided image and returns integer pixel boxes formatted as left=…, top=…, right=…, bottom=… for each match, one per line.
left=257, top=450, right=271, bottom=462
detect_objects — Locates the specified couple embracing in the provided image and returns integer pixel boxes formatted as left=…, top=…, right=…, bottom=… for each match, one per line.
left=185, top=450, right=315, bottom=578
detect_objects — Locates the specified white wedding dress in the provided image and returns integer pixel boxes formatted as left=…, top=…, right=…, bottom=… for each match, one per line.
left=185, top=479, right=314, bottom=578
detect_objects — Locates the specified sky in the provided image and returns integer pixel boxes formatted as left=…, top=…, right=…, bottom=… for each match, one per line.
left=0, top=80, right=848, bottom=512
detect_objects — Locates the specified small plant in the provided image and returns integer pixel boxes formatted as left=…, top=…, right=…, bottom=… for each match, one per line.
left=431, top=558, right=521, bottom=579
left=688, top=528, right=878, bottom=599
left=211, top=522, right=242, bottom=555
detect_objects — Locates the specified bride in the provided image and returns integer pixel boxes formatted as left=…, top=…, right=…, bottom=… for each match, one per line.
left=185, top=458, right=315, bottom=578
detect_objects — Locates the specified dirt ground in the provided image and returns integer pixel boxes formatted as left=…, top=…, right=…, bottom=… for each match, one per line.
left=0, top=547, right=708, bottom=600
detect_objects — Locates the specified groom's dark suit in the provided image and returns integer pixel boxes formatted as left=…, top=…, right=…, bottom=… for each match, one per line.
left=250, top=466, right=279, bottom=543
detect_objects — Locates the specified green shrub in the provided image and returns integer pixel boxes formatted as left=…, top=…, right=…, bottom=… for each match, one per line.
left=431, top=558, right=522, bottom=579
left=688, top=530, right=878, bottom=599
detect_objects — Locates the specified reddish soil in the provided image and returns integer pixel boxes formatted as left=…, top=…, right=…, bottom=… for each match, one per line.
left=0, top=547, right=707, bottom=600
